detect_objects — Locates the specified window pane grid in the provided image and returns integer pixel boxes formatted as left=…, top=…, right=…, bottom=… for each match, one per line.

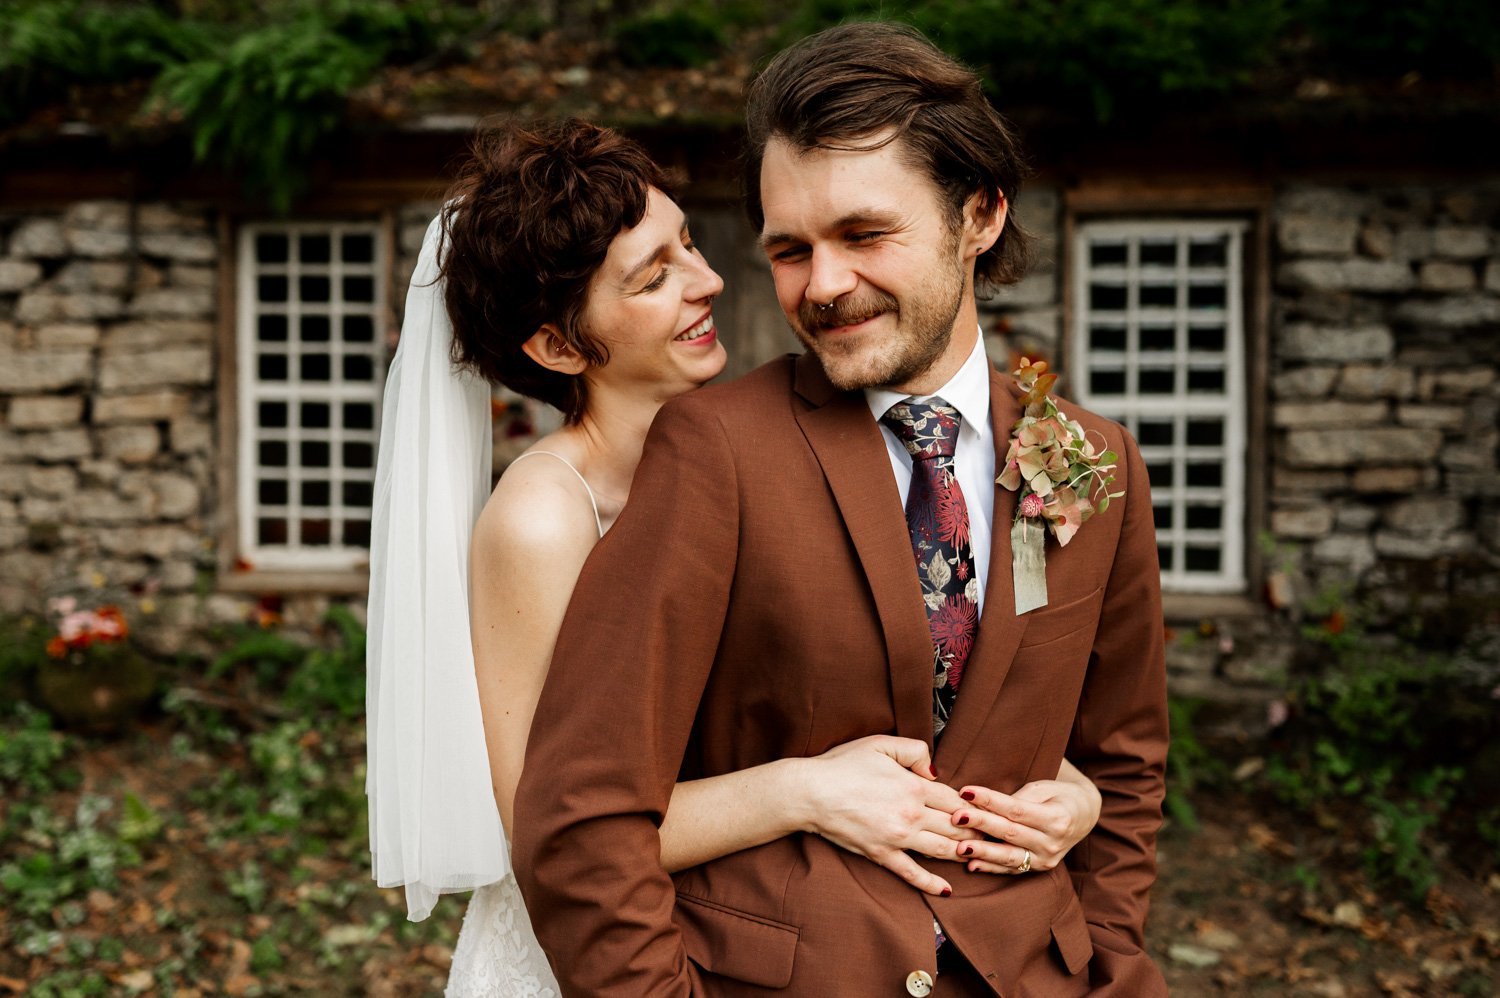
left=238, top=222, right=385, bottom=571
left=1073, top=219, right=1248, bottom=593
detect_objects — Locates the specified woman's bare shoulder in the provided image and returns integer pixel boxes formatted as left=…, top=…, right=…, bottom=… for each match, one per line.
left=472, top=451, right=599, bottom=567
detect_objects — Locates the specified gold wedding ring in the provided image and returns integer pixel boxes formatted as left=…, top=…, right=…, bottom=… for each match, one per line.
left=1019, top=850, right=1032, bottom=874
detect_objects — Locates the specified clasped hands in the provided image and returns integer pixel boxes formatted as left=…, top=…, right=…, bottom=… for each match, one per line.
left=792, top=735, right=1102, bottom=897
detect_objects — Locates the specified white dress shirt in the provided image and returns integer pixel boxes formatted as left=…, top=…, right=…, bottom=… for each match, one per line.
left=865, top=330, right=996, bottom=611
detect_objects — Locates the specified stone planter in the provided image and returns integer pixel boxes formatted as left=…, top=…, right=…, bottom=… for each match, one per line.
left=34, top=645, right=158, bottom=731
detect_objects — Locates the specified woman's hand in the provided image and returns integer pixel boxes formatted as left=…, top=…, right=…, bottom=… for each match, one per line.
left=947, top=762, right=1102, bottom=875
left=791, top=735, right=978, bottom=897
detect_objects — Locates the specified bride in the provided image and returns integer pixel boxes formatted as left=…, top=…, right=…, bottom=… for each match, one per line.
left=366, top=118, right=1102, bottom=996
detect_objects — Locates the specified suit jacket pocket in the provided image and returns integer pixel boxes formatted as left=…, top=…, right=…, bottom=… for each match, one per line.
left=1018, top=586, right=1104, bottom=649
left=676, top=892, right=800, bottom=988
left=1049, top=891, right=1094, bottom=976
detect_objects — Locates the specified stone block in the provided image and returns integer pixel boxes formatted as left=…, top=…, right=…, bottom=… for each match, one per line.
left=1310, top=534, right=1376, bottom=573
left=1376, top=531, right=1473, bottom=558
left=99, top=346, right=212, bottom=390
left=96, top=524, right=199, bottom=560
left=1441, top=432, right=1497, bottom=469
left=992, top=271, right=1056, bottom=308
left=1359, top=223, right=1393, bottom=258
left=150, top=472, right=201, bottom=519
left=1441, top=190, right=1480, bottom=223
left=1485, top=260, right=1500, bottom=294
left=11, top=218, right=68, bottom=258
left=1351, top=466, right=1432, bottom=493
left=1393, top=226, right=1433, bottom=260
left=997, top=307, right=1060, bottom=345
left=93, top=390, right=190, bottom=423
left=1418, top=260, right=1478, bottom=292
left=99, top=424, right=160, bottom=463
left=0, top=260, right=43, bottom=293
left=137, top=204, right=210, bottom=233
left=1278, top=187, right=1373, bottom=218
left=1337, top=365, right=1414, bottom=400
left=1283, top=258, right=1415, bottom=293
left=1395, top=404, right=1465, bottom=429
left=1279, top=323, right=1394, bottom=362
left=1383, top=496, right=1464, bottom=535
left=1273, top=468, right=1349, bottom=493
left=53, top=260, right=131, bottom=294
left=77, top=458, right=121, bottom=487
left=1335, top=505, right=1378, bottom=531
left=34, top=323, right=101, bottom=349
left=1271, top=505, right=1334, bottom=538
left=1448, top=469, right=1500, bottom=497
left=0, top=467, right=23, bottom=497
left=1431, top=226, right=1491, bottom=259
left=74, top=488, right=149, bottom=523
left=20, top=495, right=63, bottom=521
left=1277, top=215, right=1358, bottom=256
left=1286, top=427, right=1428, bottom=467
left=128, top=287, right=215, bottom=319
left=1419, top=367, right=1498, bottom=398
left=1272, top=401, right=1387, bottom=427
left=14, top=428, right=90, bottom=462
left=1395, top=295, right=1500, bottom=328
left=168, top=264, right=217, bottom=289
left=0, top=350, right=93, bottom=393
left=25, top=465, right=78, bottom=498
left=66, top=228, right=131, bottom=258
left=1274, top=366, right=1340, bottom=398
left=138, top=232, right=216, bottom=263
left=15, top=290, right=125, bottom=323
left=8, top=395, right=84, bottom=428
left=170, top=416, right=214, bottom=454
left=102, top=319, right=213, bottom=350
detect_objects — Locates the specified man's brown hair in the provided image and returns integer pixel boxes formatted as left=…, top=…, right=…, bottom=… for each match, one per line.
left=744, top=21, right=1029, bottom=291
left=440, top=119, right=676, bottom=423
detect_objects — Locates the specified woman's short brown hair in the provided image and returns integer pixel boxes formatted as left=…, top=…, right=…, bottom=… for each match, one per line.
left=743, top=22, right=1030, bottom=292
left=439, top=119, right=675, bottom=423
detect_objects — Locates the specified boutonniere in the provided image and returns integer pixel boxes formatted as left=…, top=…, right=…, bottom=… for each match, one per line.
left=997, top=358, right=1123, bottom=614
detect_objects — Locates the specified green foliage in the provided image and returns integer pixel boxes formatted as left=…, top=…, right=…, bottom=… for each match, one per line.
left=612, top=5, right=726, bottom=68
left=0, top=795, right=143, bottom=921
left=0, top=702, right=73, bottom=794
left=1164, top=697, right=1223, bottom=832
left=1294, top=0, right=1500, bottom=79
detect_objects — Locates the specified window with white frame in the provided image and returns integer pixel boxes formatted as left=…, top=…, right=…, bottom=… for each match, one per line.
left=237, top=223, right=386, bottom=572
left=1072, top=219, right=1248, bottom=593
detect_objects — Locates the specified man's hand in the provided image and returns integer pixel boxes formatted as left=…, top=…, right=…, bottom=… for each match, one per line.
left=947, top=778, right=1103, bottom=875
left=792, top=735, right=978, bottom=896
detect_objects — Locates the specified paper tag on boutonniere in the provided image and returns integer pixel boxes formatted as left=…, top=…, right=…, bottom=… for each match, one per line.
left=997, top=357, right=1125, bottom=617
left=1011, top=517, right=1048, bottom=614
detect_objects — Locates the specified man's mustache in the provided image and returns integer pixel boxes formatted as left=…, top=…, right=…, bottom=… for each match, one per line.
left=798, top=291, right=899, bottom=333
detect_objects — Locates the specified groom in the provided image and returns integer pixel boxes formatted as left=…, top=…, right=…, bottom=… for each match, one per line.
left=514, top=22, right=1168, bottom=997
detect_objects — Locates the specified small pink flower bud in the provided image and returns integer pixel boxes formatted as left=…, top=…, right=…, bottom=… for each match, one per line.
left=1020, top=493, right=1044, bottom=518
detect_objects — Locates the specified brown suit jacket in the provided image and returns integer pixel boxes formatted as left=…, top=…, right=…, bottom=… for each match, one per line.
left=513, top=353, right=1169, bottom=996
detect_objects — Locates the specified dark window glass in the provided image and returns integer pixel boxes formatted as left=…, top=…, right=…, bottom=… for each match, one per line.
left=1090, top=325, right=1126, bottom=352
left=258, top=401, right=288, bottom=428
left=300, top=519, right=332, bottom=546
left=302, top=315, right=331, bottom=342
left=257, top=517, right=288, bottom=545
left=1188, top=369, right=1226, bottom=394
left=301, top=480, right=330, bottom=506
left=344, top=403, right=375, bottom=430
left=342, top=233, right=375, bottom=263
left=299, top=234, right=331, bottom=264
left=1185, top=546, right=1221, bottom=572
left=1186, top=505, right=1222, bottom=530
left=1090, top=241, right=1127, bottom=266
left=301, top=353, right=331, bottom=381
left=258, top=479, right=288, bottom=505
left=255, top=234, right=289, bottom=264
left=343, top=441, right=374, bottom=469
left=258, top=275, right=288, bottom=303
left=1090, top=370, right=1126, bottom=395
left=299, top=275, right=331, bottom=302
left=1140, top=283, right=1176, bottom=308
left=1158, top=544, right=1174, bottom=570
left=343, top=315, right=374, bottom=342
left=343, top=276, right=375, bottom=303
left=258, top=353, right=288, bottom=381
left=1188, top=283, right=1226, bottom=309
left=1187, top=419, right=1224, bottom=446
left=1138, top=420, right=1174, bottom=446
left=1148, top=461, right=1175, bottom=488
left=343, top=480, right=374, bottom=507
left=1153, top=505, right=1173, bottom=529
left=258, top=314, right=288, bottom=342
left=1140, top=239, right=1176, bottom=266
left=1089, top=283, right=1127, bottom=310
left=259, top=440, right=288, bottom=467
left=301, top=402, right=330, bottom=428
left=1189, top=325, right=1226, bottom=352
left=1186, top=461, right=1223, bottom=487
left=343, top=354, right=375, bottom=381
left=301, top=440, right=330, bottom=468
left=1140, top=325, right=1175, bottom=352
left=1138, top=369, right=1175, bottom=395
left=342, top=519, right=372, bottom=547
left=1188, top=238, right=1228, bottom=267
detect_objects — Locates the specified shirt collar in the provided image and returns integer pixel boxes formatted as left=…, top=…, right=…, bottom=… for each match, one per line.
left=864, top=327, right=992, bottom=435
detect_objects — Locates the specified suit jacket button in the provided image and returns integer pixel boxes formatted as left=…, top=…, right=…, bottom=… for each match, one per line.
left=906, top=969, right=934, bottom=996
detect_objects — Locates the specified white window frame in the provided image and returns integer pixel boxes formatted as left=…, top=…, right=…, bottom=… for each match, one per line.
left=1071, top=218, right=1249, bottom=594
left=235, top=221, right=387, bottom=573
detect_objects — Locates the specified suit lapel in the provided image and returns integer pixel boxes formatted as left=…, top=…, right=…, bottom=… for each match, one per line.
left=792, top=354, right=934, bottom=745
left=934, top=365, right=1032, bottom=773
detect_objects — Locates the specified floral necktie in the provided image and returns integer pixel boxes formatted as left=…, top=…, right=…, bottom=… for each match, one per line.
left=881, top=398, right=979, bottom=739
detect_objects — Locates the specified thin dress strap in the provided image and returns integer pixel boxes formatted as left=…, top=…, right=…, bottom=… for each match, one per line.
left=507, top=450, right=605, bottom=538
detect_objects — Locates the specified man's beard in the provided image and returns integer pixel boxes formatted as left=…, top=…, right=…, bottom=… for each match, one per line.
left=791, top=257, right=967, bottom=392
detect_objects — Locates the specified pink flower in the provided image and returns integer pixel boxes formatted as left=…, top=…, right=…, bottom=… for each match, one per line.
left=1020, top=493, right=1044, bottom=518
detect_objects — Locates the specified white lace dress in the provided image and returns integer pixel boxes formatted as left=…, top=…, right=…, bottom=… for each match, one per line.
left=445, top=873, right=559, bottom=997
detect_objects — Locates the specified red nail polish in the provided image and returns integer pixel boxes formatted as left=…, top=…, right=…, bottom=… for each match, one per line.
left=956, top=814, right=969, bottom=826
left=960, top=790, right=975, bottom=801
left=960, top=844, right=972, bottom=856
left=940, top=887, right=952, bottom=897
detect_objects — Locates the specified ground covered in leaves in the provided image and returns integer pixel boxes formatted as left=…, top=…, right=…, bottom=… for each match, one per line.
left=1, top=664, right=1495, bottom=996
